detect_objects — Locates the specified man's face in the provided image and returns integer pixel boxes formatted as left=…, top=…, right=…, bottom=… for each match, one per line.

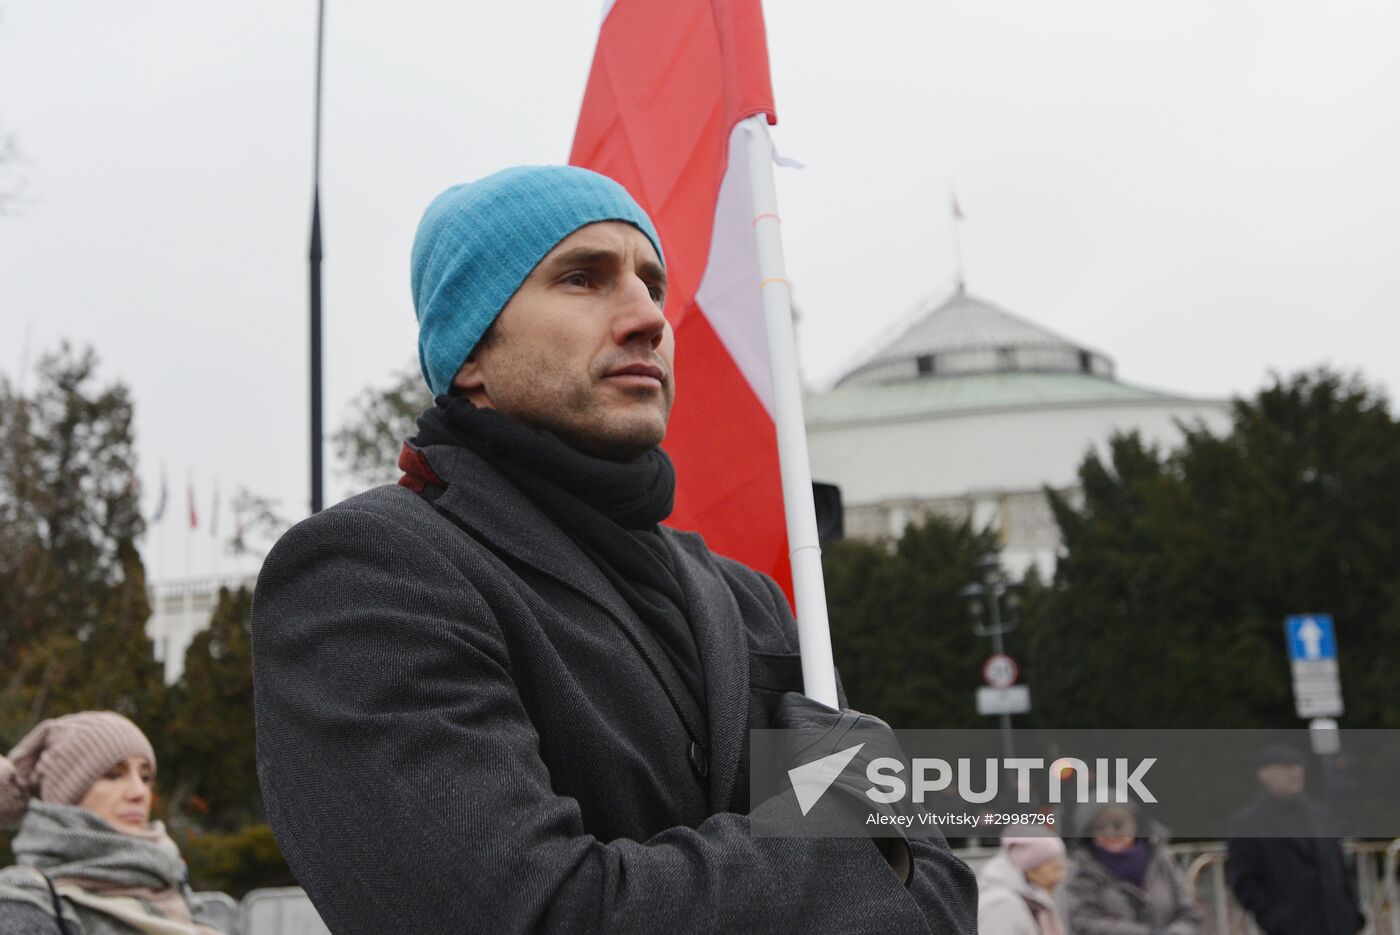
left=1258, top=763, right=1306, bottom=799
left=453, top=221, right=674, bottom=461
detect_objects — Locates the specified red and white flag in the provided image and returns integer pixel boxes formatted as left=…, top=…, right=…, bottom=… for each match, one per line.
left=187, top=481, right=198, bottom=530
left=572, top=0, right=791, bottom=601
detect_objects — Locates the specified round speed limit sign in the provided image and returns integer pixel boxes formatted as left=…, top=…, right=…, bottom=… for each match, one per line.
left=982, top=653, right=1019, bottom=689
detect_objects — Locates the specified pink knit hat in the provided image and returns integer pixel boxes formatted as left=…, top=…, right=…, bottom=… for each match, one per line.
left=0, top=711, right=156, bottom=827
left=1004, top=834, right=1067, bottom=871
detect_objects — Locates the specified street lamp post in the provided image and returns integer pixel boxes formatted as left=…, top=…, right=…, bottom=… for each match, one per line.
left=961, top=552, right=1022, bottom=763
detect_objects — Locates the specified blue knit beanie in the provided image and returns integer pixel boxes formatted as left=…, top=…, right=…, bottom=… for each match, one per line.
left=411, top=165, right=665, bottom=397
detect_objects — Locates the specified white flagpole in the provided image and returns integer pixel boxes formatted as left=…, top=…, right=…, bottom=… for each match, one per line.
left=742, top=115, right=839, bottom=709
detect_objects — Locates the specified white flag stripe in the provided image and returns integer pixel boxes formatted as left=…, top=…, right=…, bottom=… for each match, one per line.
left=693, top=123, right=776, bottom=420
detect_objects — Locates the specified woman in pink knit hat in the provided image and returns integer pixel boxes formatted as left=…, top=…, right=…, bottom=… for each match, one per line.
left=0, top=711, right=227, bottom=934
left=977, top=832, right=1068, bottom=935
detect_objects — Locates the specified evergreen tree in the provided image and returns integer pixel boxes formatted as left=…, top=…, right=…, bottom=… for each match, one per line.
left=163, top=587, right=261, bottom=828
left=0, top=345, right=155, bottom=742
left=822, top=516, right=1003, bottom=729
left=1028, top=369, right=1400, bottom=728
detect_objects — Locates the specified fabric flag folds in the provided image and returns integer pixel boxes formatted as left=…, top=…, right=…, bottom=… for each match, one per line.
left=151, top=469, right=168, bottom=524
left=571, top=0, right=792, bottom=601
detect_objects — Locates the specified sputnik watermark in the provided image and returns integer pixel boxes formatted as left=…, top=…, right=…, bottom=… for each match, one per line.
left=790, top=752, right=1156, bottom=816
left=755, top=728, right=1400, bottom=838
left=866, top=812, right=1009, bottom=829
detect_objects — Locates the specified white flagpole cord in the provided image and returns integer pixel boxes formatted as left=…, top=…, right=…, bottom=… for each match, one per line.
left=742, top=115, right=840, bottom=709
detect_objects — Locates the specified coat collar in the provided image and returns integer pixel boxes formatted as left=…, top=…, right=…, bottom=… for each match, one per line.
left=416, top=442, right=749, bottom=807
left=419, top=441, right=635, bottom=621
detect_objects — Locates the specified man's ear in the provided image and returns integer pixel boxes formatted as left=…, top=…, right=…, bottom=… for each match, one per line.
left=451, top=354, right=493, bottom=407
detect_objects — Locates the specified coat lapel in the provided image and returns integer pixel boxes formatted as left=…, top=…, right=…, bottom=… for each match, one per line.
left=666, top=534, right=750, bottom=812
left=422, top=445, right=631, bottom=617
left=420, top=443, right=709, bottom=750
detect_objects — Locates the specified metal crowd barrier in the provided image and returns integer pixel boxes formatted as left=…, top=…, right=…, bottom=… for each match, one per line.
left=207, top=836, right=1400, bottom=935
left=1174, top=839, right=1399, bottom=935
left=237, top=886, right=332, bottom=935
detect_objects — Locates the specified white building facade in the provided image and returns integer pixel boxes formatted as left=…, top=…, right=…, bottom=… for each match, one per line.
left=146, top=573, right=257, bottom=683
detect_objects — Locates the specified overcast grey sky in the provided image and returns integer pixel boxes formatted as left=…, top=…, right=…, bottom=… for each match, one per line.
left=2, top=0, right=1397, bottom=582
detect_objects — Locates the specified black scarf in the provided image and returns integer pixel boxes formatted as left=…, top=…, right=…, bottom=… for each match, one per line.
left=410, top=397, right=707, bottom=726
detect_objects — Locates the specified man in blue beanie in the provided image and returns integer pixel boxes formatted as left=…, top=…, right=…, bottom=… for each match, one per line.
left=410, top=165, right=674, bottom=461
left=251, top=165, right=976, bottom=935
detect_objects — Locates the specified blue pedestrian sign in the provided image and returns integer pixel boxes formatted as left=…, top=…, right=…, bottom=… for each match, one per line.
left=1285, top=614, right=1337, bottom=662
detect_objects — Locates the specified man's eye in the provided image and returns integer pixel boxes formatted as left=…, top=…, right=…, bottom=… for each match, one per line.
left=563, top=272, right=591, bottom=288
left=648, top=285, right=665, bottom=303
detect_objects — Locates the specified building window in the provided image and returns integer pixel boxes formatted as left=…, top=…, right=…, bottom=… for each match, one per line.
left=1079, top=349, right=1092, bottom=373
left=916, top=354, right=934, bottom=376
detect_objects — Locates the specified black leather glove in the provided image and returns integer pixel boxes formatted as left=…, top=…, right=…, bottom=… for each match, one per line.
left=773, top=691, right=916, bottom=884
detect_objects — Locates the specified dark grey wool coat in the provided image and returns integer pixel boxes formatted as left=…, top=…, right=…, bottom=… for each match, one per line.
left=251, top=441, right=978, bottom=934
left=1226, top=793, right=1364, bottom=935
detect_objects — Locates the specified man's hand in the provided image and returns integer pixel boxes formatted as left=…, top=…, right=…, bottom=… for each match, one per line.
left=773, top=691, right=916, bottom=884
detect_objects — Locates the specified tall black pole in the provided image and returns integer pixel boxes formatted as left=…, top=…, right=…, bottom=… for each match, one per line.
left=309, top=0, right=326, bottom=514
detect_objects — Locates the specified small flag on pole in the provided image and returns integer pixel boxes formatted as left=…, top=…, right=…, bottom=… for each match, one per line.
left=950, top=188, right=967, bottom=290
left=187, top=482, right=198, bottom=530
left=151, top=468, right=168, bottom=523
left=210, top=480, right=220, bottom=539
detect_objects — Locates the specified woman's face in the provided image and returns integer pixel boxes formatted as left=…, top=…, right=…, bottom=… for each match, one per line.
left=1091, top=808, right=1138, bottom=853
left=78, top=756, right=154, bottom=833
left=1025, top=856, right=1067, bottom=892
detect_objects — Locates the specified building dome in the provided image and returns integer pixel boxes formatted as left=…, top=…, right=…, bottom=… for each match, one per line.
left=837, top=287, right=1115, bottom=387
left=805, top=286, right=1229, bottom=574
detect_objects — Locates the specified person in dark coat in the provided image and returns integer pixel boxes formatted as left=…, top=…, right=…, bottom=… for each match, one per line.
left=1226, top=743, right=1364, bottom=935
left=1062, top=801, right=1202, bottom=935
left=251, top=166, right=977, bottom=934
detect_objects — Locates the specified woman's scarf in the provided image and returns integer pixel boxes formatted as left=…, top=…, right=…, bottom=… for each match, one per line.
left=0, top=802, right=224, bottom=934
left=1090, top=839, right=1152, bottom=888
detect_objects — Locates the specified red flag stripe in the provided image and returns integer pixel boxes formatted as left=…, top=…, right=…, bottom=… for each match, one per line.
left=571, top=0, right=793, bottom=604
left=667, top=308, right=791, bottom=599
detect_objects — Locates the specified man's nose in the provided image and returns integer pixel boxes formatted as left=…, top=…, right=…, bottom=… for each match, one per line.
left=612, top=274, right=667, bottom=349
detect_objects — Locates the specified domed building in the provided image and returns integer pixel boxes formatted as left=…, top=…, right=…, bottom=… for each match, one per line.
left=805, top=287, right=1230, bottom=575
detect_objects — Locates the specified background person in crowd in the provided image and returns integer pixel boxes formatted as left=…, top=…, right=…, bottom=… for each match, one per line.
left=977, top=833, right=1067, bottom=935
left=252, top=165, right=977, bottom=934
left=1319, top=750, right=1361, bottom=841
left=1063, top=801, right=1202, bottom=935
left=0, top=711, right=227, bottom=935
left=1226, top=743, right=1364, bottom=935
